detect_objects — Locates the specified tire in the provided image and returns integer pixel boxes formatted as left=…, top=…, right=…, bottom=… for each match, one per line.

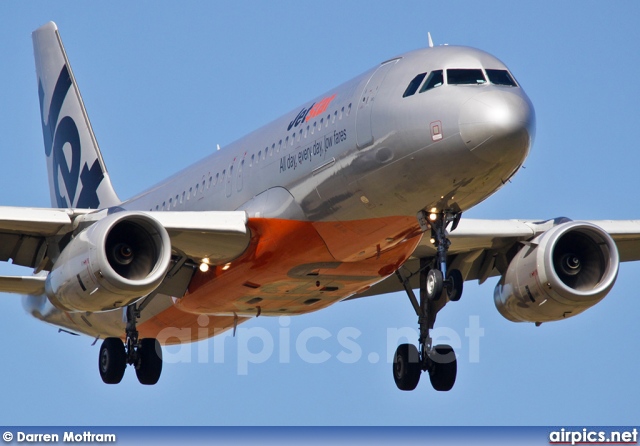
left=428, top=344, right=457, bottom=391
left=446, top=269, right=463, bottom=302
left=99, top=337, right=126, bottom=384
left=135, top=338, right=163, bottom=385
left=425, top=269, right=444, bottom=300
left=393, top=344, right=421, bottom=391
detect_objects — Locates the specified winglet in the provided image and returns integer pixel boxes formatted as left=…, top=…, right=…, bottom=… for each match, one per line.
left=32, top=22, right=120, bottom=209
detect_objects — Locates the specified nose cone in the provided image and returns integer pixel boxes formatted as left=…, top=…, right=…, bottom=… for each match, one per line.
left=459, top=90, right=536, bottom=164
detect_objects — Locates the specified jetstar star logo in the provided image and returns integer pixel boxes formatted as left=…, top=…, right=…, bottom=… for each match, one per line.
left=287, top=94, right=337, bottom=131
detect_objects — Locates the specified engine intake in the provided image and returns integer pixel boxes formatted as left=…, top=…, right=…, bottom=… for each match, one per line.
left=45, top=212, right=171, bottom=312
left=494, top=221, right=619, bottom=323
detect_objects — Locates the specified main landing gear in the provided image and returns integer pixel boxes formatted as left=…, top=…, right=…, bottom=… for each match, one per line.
left=393, top=211, right=463, bottom=392
left=98, top=303, right=163, bottom=385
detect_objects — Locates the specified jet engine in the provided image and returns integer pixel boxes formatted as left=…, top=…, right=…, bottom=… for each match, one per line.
left=45, top=212, right=171, bottom=312
left=493, top=221, right=619, bottom=323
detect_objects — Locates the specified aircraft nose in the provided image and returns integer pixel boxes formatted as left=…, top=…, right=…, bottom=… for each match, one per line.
left=459, top=89, right=535, bottom=164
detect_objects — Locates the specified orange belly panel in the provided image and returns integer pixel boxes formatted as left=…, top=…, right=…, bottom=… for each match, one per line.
left=138, top=217, right=422, bottom=343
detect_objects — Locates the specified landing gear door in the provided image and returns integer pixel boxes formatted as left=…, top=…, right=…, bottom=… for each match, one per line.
left=355, top=59, right=398, bottom=150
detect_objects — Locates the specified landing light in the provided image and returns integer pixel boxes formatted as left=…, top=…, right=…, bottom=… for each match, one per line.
left=199, top=263, right=210, bottom=273
left=429, top=213, right=438, bottom=221
left=222, top=263, right=231, bottom=271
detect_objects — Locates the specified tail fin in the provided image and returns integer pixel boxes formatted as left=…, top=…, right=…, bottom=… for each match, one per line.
left=32, top=22, right=120, bottom=209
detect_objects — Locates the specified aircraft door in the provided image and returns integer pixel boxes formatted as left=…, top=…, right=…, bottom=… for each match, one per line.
left=225, top=161, right=235, bottom=198
left=355, top=59, right=398, bottom=149
left=237, top=158, right=244, bottom=192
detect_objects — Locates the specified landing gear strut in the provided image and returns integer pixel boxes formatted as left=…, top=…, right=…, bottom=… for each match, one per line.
left=393, top=211, right=462, bottom=392
left=98, top=302, right=163, bottom=385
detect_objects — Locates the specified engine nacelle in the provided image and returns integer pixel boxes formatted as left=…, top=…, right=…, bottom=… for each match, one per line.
left=45, top=212, right=171, bottom=312
left=494, top=221, right=619, bottom=323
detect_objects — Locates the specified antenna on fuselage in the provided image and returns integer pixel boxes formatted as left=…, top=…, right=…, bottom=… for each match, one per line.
left=217, top=144, right=221, bottom=151
left=428, top=32, right=434, bottom=48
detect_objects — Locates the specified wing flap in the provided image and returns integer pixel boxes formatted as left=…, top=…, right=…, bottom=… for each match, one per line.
left=0, top=206, right=75, bottom=235
left=0, top=275, right=46, bottom=295
left=0, top=207, right=81, bottom=268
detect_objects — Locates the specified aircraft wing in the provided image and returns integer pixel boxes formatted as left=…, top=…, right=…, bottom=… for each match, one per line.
left=0, top=206, right=250, bottom=271
left=356, top=218, right=640, bottom=299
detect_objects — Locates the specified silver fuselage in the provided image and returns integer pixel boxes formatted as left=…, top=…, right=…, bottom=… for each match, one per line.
left=125, top=45, right=534, bottom=228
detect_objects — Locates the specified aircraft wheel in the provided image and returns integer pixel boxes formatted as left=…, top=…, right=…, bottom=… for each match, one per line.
left=393, top=343, right=421, bottom=391
left=135, top=338, right=163, bottom=385
left=425, top=269, right=444, bottom=300
left=446, top=269, right=463, bottom=302
left=99, top=337, right=126, bottom=384
left=428, top=344, right=457, bottom=391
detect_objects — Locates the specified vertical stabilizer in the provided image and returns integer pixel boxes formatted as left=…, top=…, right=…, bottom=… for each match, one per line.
left=32, top=22, right=120, bottom=209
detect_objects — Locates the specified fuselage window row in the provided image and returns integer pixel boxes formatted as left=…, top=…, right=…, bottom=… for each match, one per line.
left=151, top=101, right=353, bottom=210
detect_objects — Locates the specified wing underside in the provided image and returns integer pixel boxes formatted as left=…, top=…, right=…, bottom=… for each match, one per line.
left=356, top=218, right=640, bottom=299
left=0, top=207, right=250, bottom=290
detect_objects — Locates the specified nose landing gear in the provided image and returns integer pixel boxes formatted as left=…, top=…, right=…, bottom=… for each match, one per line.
left=393, top=211, right=462, bottom=392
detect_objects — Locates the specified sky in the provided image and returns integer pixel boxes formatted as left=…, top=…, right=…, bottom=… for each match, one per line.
left=0, top=0, right=639, bottom=427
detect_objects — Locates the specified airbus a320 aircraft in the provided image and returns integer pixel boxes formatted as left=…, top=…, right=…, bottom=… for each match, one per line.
left=5, top=22, right=638, bottom=390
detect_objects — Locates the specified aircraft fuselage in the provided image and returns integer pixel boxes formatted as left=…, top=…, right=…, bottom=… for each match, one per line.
left=26, top=44, right=535, bottom=342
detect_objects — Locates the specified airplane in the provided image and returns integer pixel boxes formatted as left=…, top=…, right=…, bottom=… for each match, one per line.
left=4, top=21, right=638, bottom=390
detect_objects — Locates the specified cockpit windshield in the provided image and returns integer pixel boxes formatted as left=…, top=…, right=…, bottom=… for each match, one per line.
left=485, top=69, right=517, bottom=86
left=447, top=69, right=486, bottom=85
left=402, top=67, right=517, bottom=98
left=419, top=70, right=443, bottom=93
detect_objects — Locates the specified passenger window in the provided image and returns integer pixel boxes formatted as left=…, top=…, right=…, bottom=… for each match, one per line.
left=419, top=70, right=444, bottom=92
left=447, top=69, right=486, bottom=85
left=486, top=69, right=517, bottom=86
left=403, top=72, right=427, bottom=97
